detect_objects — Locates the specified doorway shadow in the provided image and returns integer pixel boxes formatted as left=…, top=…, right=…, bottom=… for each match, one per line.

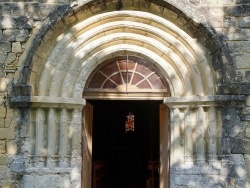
left=90, top=100, right=162, bottom=188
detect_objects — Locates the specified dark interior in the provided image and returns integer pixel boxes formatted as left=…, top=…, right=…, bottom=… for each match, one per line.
left=89, top=100, right=161, bottom=188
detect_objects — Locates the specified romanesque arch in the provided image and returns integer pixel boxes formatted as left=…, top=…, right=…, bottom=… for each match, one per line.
left=9, top=0, right=245, bottom=187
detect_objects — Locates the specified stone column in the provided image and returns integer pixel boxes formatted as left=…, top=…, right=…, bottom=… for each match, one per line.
left=59, top=108, right=69, bottom=167
left=208, top=106, right=217, bottom=164
left=196, top=106, right=205, bottom=165
left=35, top=108, right=46, bottom=167
left=184, top=107, right=196, bottom=163
left=71, top=108, right=82, bottom=168
left=47, top=108, right=57, bottom=167
left=171, top=107, right=185, bottom=164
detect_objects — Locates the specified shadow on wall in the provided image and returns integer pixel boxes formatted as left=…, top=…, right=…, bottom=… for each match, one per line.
left=0, top=0, right=249, bottom=188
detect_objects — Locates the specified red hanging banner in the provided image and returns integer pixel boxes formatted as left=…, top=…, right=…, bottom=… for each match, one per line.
left=125, top=112, right=134, bottom=132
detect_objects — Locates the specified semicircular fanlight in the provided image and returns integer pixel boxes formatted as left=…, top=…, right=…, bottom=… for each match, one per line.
left=84, top=55, right=169, bottom=95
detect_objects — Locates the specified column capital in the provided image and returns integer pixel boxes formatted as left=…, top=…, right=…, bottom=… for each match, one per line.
left=164, top=95, right=245, bottom=108
left=9, top=96, right=86, bottom=109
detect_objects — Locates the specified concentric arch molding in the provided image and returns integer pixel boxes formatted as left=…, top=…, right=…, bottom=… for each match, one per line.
left=25, top=10, right=215, bottom=99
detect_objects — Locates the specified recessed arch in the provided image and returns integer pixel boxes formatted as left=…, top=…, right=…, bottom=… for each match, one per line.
left=26, top=10, right=216, bottom=98
left=9, top=1, right=240, bottom=188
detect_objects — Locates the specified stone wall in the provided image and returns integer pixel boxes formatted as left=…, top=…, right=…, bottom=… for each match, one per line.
left=0, top=0, right=250, bottom=187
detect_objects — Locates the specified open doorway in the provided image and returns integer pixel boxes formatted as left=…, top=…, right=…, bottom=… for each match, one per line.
left=89, top=100, right=162, bottom=188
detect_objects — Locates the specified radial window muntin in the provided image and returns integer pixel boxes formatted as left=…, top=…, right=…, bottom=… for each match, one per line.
left=83, top=56, right=169, bottom=98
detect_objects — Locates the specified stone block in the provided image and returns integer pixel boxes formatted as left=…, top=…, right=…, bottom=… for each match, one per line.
left=0, top=155, right=6, bottom=165
left=0, top=128, right=15, bottom=140
left=227, top=41, right=250, bottom=53
left=0, top=42, right=11, bottom=53
left=16, top=29, right=30, bottom=42
left=235, top=0, right=248, bottom=4
left=2, top=3, right=22, bottom=17
left=231, top=138, right=250, bottom=154
left=246, top=126, right=250, bottom=138
left=210, top=16, right=223, bottom=28
left=6, top=141, right=16, bottom=155
left=0, top=107, right=6, bottom=118
left=239, top=17, right=250, bottom=28
left=224, top=17, right=237, bottom=28
left=2, top=30, right=19, bottom=42
left=246, top=95, right=250, bottom=106
left=172, top=174, right=225, bottom=187
left=63, top=12, right=77, bottom=26
left=234, top=53, right=250, bottom=69
left=11, top=85, right=31, bottom=96
left=5, top=52, right=16, bottom=65
left=0, top=53, right=7, bottom=66
left=0, top=117, right=4, bottom=128
left=224, top=5, right=243, bottom=17
left=0, top=179, right=13, bottom=188
left=0, top=165, right=11, bottom=180
left=242, top=5, right=250, bottom=16
left=245, top=154, right=250, bottom=173
left=0, top=141, right=6, bottom=154
left=0, top=16, right=32, bottom=30
left=21, top=175, right=71, bottom=188
left=12, top=42, right=22, bottom=53
left=227, top=28, right=250, bottom=40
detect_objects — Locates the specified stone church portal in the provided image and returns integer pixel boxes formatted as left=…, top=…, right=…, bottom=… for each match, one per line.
left=1, top=1, right=249, bottom=188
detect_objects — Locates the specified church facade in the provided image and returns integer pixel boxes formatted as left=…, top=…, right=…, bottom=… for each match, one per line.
left=0, top=0, right=250, bottom=187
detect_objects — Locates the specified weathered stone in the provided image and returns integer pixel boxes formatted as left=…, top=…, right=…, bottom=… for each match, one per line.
left=239, top=17, right=250, bottom=28
left=231, top=138, right=250, bottom=154
left=24, top=3, right=58, bottom=21
left=224, top=5, right=243, bottom=16
left=0, top=165, right=11, bottom=180
left=242, top=5, right=250, bottom=16
left=224, top=12, right=236, bottom=24
left=2, top=3, right=22, bottom=17
left=5, top=53, right=16, bottom=65
left=10, top=156, right=25, bottom=173
left=6, top=141, right=16, bottom=155
left=246, top=126, right=250, bottom=138
left=0, top=42, right=11, bottom=53
left=0, top=179, right=13, bottom=188
left=245, top=154, right=250, bottom=177
left=0, top=77, right=7, bottom=92
left=236, top=0, right=249, bottom=4
left=227, top=41, right=250, bottom=53
left=0, top=141, right=6, bottom=154
left=0, top=1, right=250, bottom=188
left=11, top=42, right=22, bottom=53
left=234, top=53, right=250, bottom=69
left=0, top=53, right=7, bottom=66
left=2, top=30, right=19, bottom=42
left=0, top=128, right=15, bottom=140
left=0, top=155, right=6, bottom=165
left=0, top=16, right=32, bottom=30
left=21, top=175, right=70, bottom=188
left=16, top=29, right=29, bottom=42
left=227, top=28, right=250, bottom=40
left=223, top=154, right=247, bottom=187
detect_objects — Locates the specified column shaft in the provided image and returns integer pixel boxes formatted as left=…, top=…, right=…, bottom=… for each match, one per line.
left=35, top=108, right=45, bottom=167
left=47, top=108, right=57, bottom=167
left=59, top=108, right=69, bottom=167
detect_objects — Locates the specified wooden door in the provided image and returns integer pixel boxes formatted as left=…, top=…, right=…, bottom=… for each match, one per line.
left=159, top=104, right=170, bottom=188
left=82, top=102, right=93, bottom=188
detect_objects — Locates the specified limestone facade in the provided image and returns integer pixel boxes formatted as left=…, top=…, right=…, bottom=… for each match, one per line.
left=0, top=0, right=250, bottom=187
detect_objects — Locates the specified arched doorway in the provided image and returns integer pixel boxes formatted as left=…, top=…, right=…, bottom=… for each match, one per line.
left=82, top=55, right=170, bottom=188
left=11, top=1, right=232, bottom=187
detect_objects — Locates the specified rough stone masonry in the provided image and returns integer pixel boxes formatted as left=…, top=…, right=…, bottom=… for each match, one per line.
left=0, top=0, right=250, bottom=187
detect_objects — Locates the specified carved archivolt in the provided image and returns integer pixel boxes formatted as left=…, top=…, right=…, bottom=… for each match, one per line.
left=25, top=6, right=220, bottom=175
